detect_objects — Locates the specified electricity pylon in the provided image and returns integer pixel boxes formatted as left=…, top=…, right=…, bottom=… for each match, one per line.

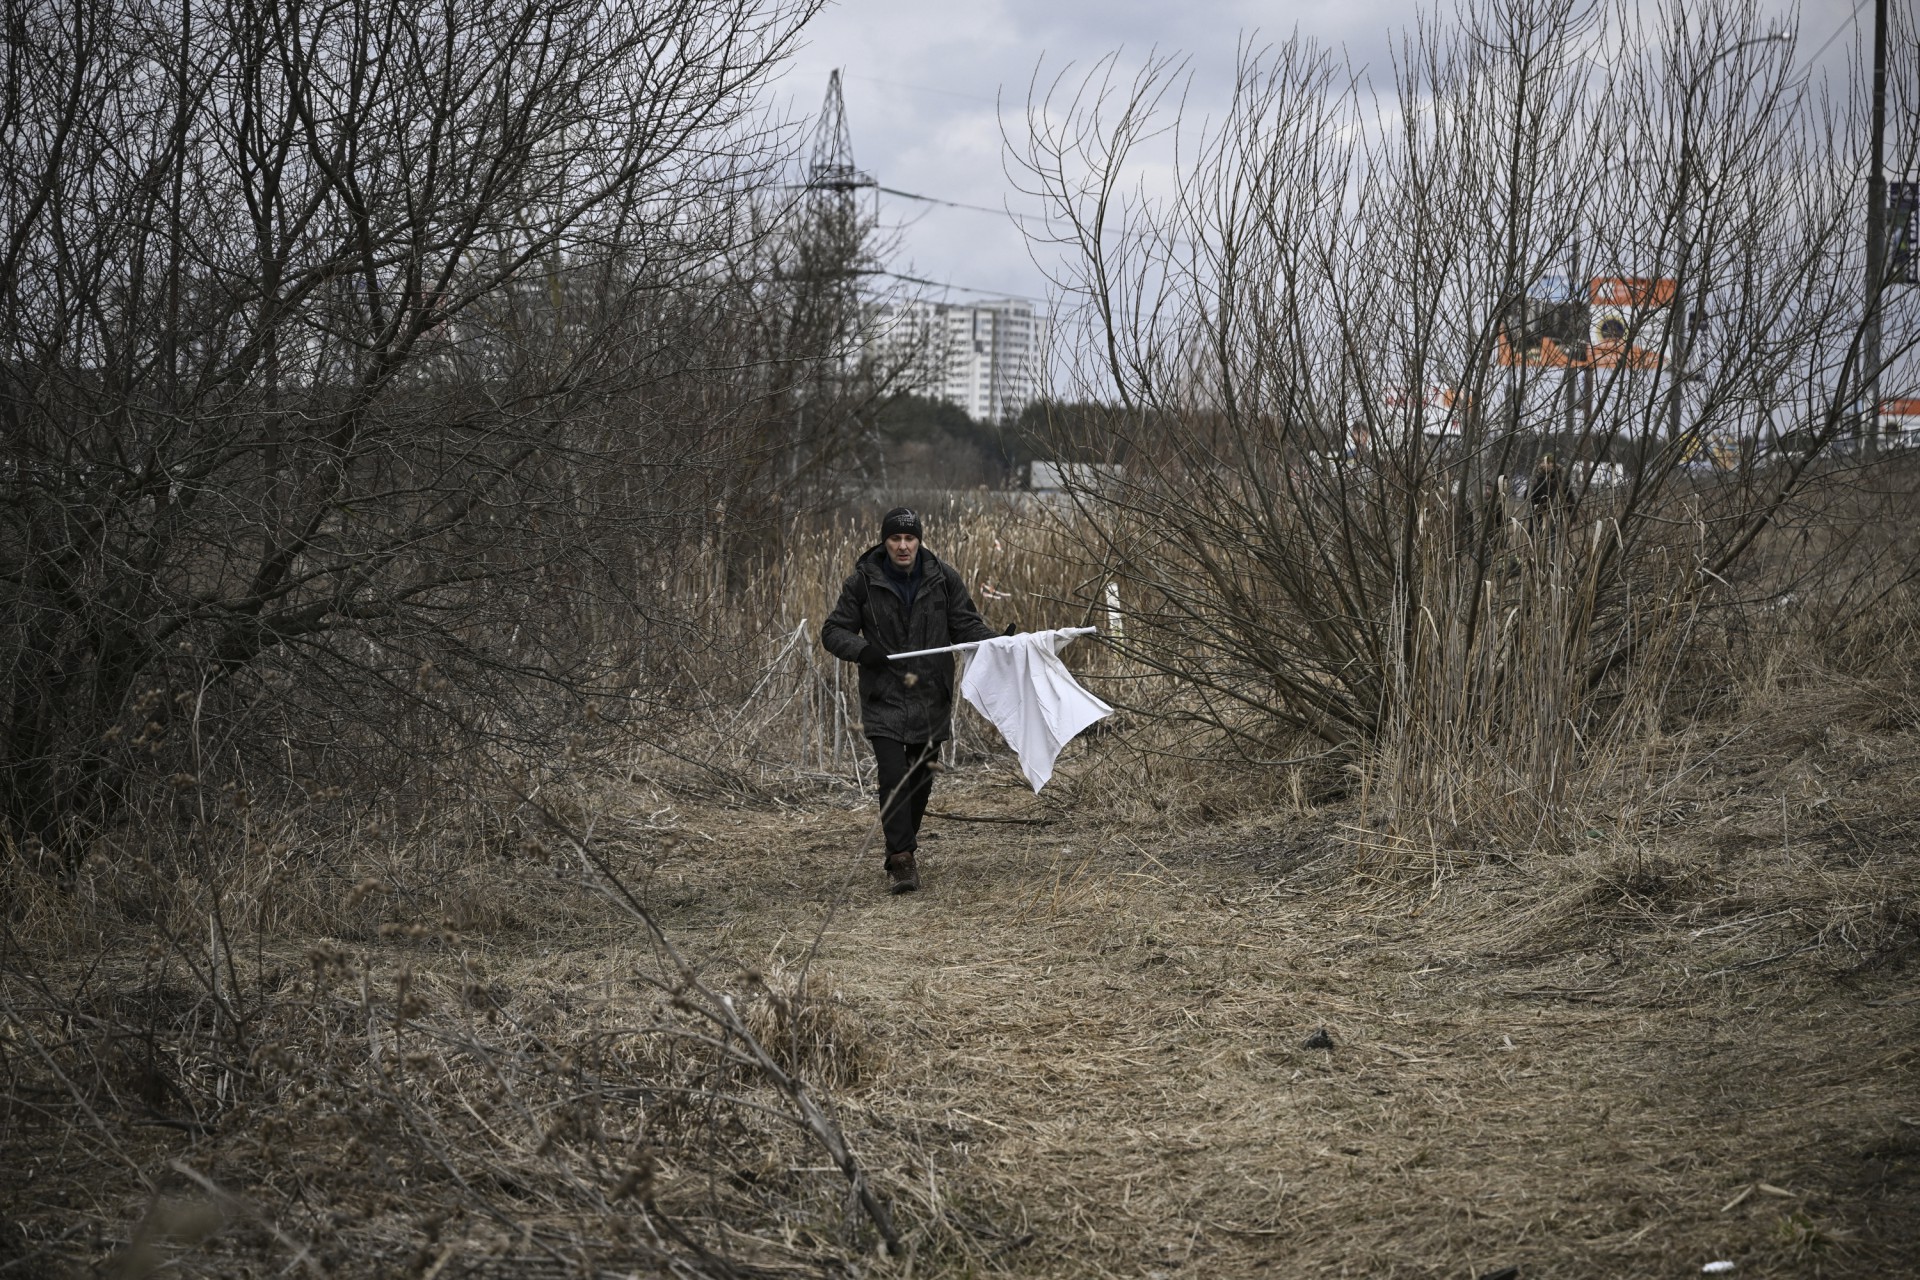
left=772, top=71, right=886, bottom=485
left=806, top=70, right=877, bottom=197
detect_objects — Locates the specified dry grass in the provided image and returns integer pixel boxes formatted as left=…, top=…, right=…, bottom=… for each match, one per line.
left=5, top=655, right=1918, bottom=1277
left=664, top=701, right=1918, bottom=1278
left=6, top=488, right=1920, bottom=1277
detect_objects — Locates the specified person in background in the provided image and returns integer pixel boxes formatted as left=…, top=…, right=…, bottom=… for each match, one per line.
left=1527, top=454, right=1572, bottom=527
left=821, top=507, right=1001, bottom=893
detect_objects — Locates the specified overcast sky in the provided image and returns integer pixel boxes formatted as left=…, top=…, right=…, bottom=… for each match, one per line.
left=768, top=0, right=1877, bottom=316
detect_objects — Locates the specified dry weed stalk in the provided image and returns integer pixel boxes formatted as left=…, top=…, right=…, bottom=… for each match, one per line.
left=1363, top=502, right=1714, bottom=855
left=0, top=762, right=917, bottom=1274
left=516, top=789, right=905, bottom=1256
left=1004, top=0, right=1920, bottom=867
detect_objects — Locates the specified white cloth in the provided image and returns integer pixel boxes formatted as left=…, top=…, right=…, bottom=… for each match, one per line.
left=959, top=629, right=1113, bottom=792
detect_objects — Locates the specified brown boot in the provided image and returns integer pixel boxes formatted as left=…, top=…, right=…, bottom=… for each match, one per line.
left=884, top=851, right=920, bottom=894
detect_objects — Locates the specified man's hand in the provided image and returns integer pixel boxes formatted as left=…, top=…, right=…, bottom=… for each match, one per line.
left=858, top=642, right=891, bottom=671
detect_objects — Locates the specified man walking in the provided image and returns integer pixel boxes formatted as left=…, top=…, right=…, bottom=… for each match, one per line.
left=822, top=507, right=999, bottom=893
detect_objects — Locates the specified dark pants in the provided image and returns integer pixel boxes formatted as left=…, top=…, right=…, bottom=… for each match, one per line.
left=870, top=737, right=940, bottom=856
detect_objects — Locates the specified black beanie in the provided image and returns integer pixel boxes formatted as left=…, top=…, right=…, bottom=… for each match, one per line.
left=881, top=506, right=922, bottom=540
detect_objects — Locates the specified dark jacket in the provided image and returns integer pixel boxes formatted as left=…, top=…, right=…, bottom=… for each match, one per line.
left=821, top=545, right=995, bottom=743
left=1527, top=463, right=1570, bottom=515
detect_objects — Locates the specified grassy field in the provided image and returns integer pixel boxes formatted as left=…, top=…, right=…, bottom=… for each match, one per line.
left=4, top=671, right=1917, bottom=1277
left=3, top=491, right=1918, bottom=1278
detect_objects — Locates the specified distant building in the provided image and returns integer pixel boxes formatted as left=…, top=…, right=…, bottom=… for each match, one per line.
left=868, top=298, right=1049, bottom=422
left=1878, top=397, right=1920, bottom=448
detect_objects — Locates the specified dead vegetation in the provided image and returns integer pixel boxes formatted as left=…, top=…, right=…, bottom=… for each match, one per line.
left=5, top=0, right=1918, bottom=1273
left=4, top=610, right=1918, bottom=1277
left=5, top=467, right=1920, bottom=1278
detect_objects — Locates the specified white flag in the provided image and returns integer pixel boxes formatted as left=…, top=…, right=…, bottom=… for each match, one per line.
left=959, top=629, right=1113, bottom=792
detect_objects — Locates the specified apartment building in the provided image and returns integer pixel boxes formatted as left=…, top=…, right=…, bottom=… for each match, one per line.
left=868, top=298, right=1049, bottom=422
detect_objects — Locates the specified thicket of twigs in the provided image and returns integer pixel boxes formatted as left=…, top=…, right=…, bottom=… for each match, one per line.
left=5, top=0, right=1917, bottom=1273
left=0, top=0, right=919, bottom=1268
left=7, top=466, right=1920, bottom=1273
left=1001, top=0, right=1917, bottom=851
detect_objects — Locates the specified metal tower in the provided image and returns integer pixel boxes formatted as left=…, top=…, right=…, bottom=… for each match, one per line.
left=805, top=71, right=876, bottom=195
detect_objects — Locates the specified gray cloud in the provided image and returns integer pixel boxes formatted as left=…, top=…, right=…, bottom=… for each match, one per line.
left=774, top=0, right=1870, bottom=322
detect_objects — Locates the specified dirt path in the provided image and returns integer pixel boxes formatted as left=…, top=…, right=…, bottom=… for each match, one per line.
left=639, top=770, right=1920, bottom=1278
left=4, top=746, right=1915, bottom=1279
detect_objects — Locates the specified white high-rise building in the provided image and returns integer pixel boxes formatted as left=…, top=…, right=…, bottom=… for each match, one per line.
left=868, top=298, right=1049, bottom=422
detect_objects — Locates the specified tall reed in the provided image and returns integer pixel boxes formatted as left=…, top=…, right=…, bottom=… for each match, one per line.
left=1363, top=498, right=1713, bottom=862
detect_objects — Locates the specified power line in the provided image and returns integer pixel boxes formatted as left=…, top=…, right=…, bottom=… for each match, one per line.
left=844, top=73, right=1000, bottom=106
left=875, top=271, right=1049, bottom=304
left=878, top=185, right=1049, bottom=226
left=768, top=265, right=1049, bottom=304
left=772, top=181, right=1043, bottom=227
left=1799, top=0, right=1870, bottom=72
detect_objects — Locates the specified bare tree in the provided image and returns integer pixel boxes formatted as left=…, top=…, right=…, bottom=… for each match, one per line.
left=708, top=176, right=899, bottom=537
left=1016, top=0, right=1918, bottom=831
left=0, top=0, right=828, bottom=853
left=715, top=70, right=931, bottom=537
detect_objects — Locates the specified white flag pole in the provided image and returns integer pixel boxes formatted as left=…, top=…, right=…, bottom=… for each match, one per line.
left=887, top=626, right=1097, bottom=662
